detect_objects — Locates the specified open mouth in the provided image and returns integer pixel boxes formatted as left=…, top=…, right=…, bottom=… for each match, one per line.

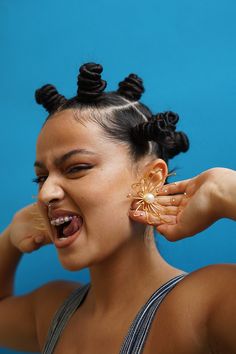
left=51, top=215, right=83, bottom=247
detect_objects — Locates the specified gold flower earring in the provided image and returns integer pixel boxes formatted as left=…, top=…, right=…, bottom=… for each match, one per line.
left=127, top=168, right=176, bottom=225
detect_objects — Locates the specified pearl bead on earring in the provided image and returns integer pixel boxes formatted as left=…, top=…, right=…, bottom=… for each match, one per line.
left=143, top=193, right=155, bottom=204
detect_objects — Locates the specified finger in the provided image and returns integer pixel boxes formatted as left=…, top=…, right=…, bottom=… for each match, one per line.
left=156, top=222, right=191, bottom=242
left=129, top=209, right=177, bottom=226
left=34, top=235, right=45, bottom=244
left=162, top=206, right=179, bottom=215
left=34, top=233, right=52, bottom=245
left=155, top=194, right=184, bottom=207
left=130, top=205, right=179, bottom=216
left=157, top=179, right=191, bottom=196
left=130, top=197, right=182, bottom=211
left=18, top=233, right=51, bottom=253
left=18, top=236, right=42, bottom=253
left=130, top=199, right=180, bottom=216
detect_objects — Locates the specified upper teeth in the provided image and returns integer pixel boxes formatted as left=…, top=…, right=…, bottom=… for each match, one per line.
left=50, top=216, right=73, bottom=226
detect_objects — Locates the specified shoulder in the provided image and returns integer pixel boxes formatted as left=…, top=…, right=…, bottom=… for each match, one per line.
left=181, top=263, right=236, bottom=305
left=165, top=264, right=236, bottom=318
left=169, top=263, right=236, bottom=300
left=187, top=264, right=236, bottom=352
left=149, top=265, right=236, bottom=352
left=32, top=280, right=83, bottom=349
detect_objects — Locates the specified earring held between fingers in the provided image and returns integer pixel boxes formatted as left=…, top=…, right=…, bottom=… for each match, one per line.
left=133, top=211, right=145, bottom=217
left=127, top=168, right=174, bottom=225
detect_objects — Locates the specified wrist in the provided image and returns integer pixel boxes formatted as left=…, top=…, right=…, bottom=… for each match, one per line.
left=1, top=225, right=22, bottom=258
left=0, top=225, right=22, bottom=299
left=212, top=168, right=236, bottom=221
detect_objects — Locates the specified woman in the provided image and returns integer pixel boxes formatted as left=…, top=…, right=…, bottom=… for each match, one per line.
left=0, top=62, right=236, bottom=353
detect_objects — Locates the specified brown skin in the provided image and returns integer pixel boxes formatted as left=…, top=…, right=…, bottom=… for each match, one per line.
left=35, top=110, right=181, bottom=315
left=156, top=167, right=236, bottom=239
left=0, top=109, right=236, bottom=353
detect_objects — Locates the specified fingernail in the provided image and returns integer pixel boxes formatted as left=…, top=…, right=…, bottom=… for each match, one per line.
left=133, top=211, right=145, bottom=216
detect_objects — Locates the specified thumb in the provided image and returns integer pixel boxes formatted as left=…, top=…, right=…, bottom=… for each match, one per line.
left=156, top=223, right=184, bottom=242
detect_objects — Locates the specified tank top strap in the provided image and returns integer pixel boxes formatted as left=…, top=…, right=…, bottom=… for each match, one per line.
left=119, top=273, right=188, bottom=354
left=42, top=283, right=90, bottom=354
left=42, top=273, right=187, bottom=354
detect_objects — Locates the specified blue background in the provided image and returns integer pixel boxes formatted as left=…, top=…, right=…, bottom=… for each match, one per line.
left=1, top=0, right=236, bottom=353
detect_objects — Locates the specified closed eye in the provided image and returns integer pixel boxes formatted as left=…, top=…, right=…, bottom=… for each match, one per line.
left=67, top=165, right=93, bottom=174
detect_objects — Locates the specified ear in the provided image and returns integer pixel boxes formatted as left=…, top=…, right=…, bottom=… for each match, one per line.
left=142, top=159, right=168, bottom=190
left=128, top=159, right=169, bottom=225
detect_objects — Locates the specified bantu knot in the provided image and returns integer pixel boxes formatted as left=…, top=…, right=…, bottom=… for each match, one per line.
left=130, top=111, right=189, bottom=159
left=35, top=84, right=67, bottom=114
left=155, top=111, right=179, bottom=132
left=77, top=62, right=107, bottom=102
left=117, top=73, right=144, bottom=101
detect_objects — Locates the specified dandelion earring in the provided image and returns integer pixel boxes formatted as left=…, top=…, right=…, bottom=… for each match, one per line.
left=127, top=168, right=176, bottom=225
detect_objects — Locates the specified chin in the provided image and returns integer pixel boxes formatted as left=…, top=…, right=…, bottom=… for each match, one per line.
left=59, top=259, right=86, bottom=272
left=57, top=250, right=99, bottom=271
left=57, top=252, right=85, bottom=271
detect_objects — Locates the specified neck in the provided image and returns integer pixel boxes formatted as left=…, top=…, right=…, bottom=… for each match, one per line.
left=85, top=228, right=184, bottom=317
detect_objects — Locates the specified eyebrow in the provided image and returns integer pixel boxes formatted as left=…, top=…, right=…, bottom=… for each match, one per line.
left=34, top=149, right=96, bottom=169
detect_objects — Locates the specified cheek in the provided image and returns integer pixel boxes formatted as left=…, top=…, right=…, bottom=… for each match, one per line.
left=66, top=161, right=136, bottom=223
left=81, top=179, right=132, bottom=227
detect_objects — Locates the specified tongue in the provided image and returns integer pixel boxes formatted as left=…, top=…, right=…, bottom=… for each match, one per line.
left=63, top=216, right=83, bottom=237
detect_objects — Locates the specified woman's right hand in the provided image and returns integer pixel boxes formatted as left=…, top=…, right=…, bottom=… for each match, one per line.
left=10, top=203, right=52, bottom=253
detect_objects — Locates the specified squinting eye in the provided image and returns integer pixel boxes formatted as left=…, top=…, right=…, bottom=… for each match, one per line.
left=32, top=165, right=93, bottom=185
left=67, top=165, right=93, bottom=173
left=32, top=176, right=47, bottom=185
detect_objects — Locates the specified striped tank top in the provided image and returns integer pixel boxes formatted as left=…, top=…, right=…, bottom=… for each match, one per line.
left=42, top=273, right=187, bottom=354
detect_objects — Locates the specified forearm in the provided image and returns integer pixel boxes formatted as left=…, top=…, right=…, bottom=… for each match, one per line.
left=214, top=168, right=236, bottom=221
left=0, top=226, right=22, bottom=299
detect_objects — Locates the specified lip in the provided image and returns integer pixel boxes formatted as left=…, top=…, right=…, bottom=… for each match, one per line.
left=49, top=208, right=82, bottom=220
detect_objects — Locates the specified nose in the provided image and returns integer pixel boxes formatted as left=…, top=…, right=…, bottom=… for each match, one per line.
left=37, top=175, right=65, bottom=207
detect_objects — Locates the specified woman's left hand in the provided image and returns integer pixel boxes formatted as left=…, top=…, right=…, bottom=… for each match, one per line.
left=129, top=167, right=236, bottom=241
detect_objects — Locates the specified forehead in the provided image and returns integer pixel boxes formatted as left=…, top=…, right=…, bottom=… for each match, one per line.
left=36, top=109, right=128, bottom=163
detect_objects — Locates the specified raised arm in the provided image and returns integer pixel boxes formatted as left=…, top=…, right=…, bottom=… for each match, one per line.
left=146, top=167, right=236, bottom=240
left=162, top=167, right=236, bottom=239
left=0, top=229, right=37, bottom=350
left=0, top=204, right=51, bottom=351
left=0, top=204, right=81, bottom=352
left=0, top=204, right=79, bottom=352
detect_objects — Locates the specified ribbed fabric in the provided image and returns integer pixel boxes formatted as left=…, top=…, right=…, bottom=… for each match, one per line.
left=42, top=284, right=90, bottom=354
left=42, top=273, right=187, bottom=354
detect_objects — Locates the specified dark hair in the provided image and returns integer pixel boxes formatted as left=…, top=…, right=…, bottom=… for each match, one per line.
left=35, top=62, right=189, bottom=164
